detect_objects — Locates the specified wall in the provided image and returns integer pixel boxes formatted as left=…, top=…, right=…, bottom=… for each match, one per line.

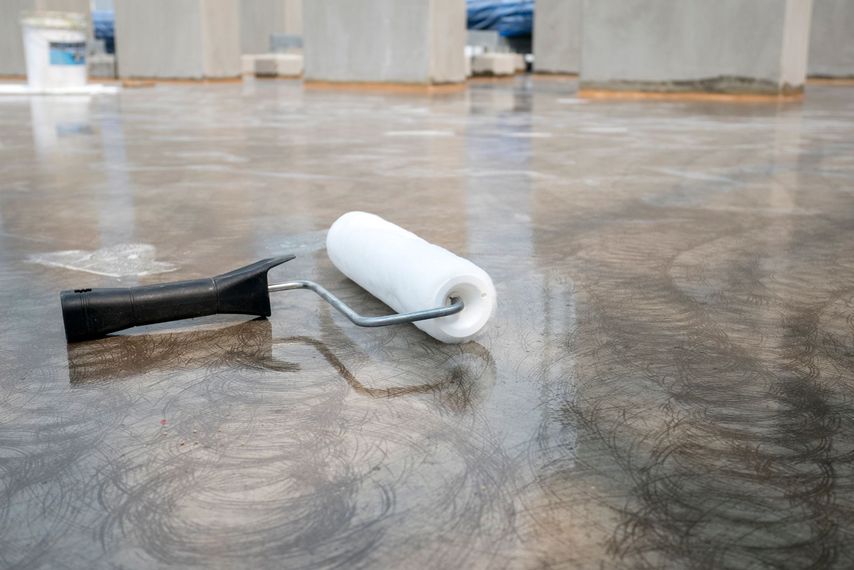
left=809, top=0, right=854, bottom=77
left=115, top=0, right=205, bottom=78
left=533, top=0, right=581, bottom=74
left=580, top=0, right=813, bottom=94
left=239, top=0, right=303, bottom=55
left=202, top=0, right=242, bottom=75
left=114, top=0, right=240, bottom=79
left=304, top=0, right=465, bottom=84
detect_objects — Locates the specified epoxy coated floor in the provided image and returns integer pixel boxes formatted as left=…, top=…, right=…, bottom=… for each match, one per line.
left=2, top=77, right=854, bottom=569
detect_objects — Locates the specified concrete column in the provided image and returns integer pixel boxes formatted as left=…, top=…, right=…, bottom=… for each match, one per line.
left=0, top=0, right=90, bottom=76
left=303, top=0, right=466, bottom=85
left=0, top=0, right=35, bottom=76
left=580, top=0, right=814, bottom=96
left=114, top=0, right=241, bottom=79
left=240, top=0, right=302, bottom=55
left=533, top=0, right=581, bottom=74
left=808, top=0, right=854, bottom=78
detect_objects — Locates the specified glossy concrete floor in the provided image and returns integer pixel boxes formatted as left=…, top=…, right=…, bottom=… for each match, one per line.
left=1, top=77, right=854, bottom=569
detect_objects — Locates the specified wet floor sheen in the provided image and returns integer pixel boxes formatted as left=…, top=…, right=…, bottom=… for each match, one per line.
left=1, top=77, right=854, bottom=569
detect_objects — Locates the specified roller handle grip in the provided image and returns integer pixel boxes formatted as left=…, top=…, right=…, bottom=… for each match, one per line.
left=60, top=255, right=294, bottom=342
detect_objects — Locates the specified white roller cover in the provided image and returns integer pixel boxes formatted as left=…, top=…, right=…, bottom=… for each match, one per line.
left=326, top=212, right=496, bottom=343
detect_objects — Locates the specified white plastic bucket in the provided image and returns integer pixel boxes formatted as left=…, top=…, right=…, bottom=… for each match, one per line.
left=21, top=12, right=87, bottom=91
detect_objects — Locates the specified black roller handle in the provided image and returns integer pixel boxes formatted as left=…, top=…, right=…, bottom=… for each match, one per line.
left=60, top=255, right=295, bottom=343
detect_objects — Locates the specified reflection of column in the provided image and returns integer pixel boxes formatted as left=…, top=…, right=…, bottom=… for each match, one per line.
left=464, top=87, right=578, bottom=452
left=227, top=82, right=317, bottom=258
left=580, top=0, right=813, bottom=97
left=32, top=94, right=135, bottom=247
left=120, top=89, right=254, bottom=262
left=0, top=95, right=101, bottom=245
left=97, top=102, right=134, bottom=245
left=769, top=106, right=802, bottom=212
left=30, top=95, right=91, bottom=153
left=304, top=0, right=466, bottom=85
left=30, top=95, right=135, bottom=247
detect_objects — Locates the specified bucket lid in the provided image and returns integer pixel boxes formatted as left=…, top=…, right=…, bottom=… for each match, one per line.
left=21, top=11, right=87, bottom=31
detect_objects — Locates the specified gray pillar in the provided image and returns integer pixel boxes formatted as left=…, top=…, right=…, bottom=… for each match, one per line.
left=0, top=0, right=34, bottom=76
left=809, top=0, right=854, bottom=78
left=114, top=0, right=241, bottom=79
left=240, top=0, right=302, bottom=55
left=533, top=0, right=581, bottom=74
left=0, top=0, right=90, bottom=76
left=304, top=0, right=466, bottom=85
left=580, top=0, right=813, bottom=96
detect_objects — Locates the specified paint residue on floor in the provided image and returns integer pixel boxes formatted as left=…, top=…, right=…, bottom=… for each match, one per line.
left=28, top=243, right=177, bottom=277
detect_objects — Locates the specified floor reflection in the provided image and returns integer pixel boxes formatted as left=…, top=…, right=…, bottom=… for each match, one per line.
left=1, top=77, right=853, bottom=568
left=67, top=318, right=495, bottom=410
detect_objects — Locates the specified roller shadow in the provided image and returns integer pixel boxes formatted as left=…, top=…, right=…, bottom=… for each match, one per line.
left=285, top=335, right=495, bottom=404
left=66, top=320, right=496, bottom=408
left=66, top=319, right=295, bottom=383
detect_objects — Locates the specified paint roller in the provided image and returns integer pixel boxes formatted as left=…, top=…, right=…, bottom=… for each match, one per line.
left=60, top=212, right=496, bottom=344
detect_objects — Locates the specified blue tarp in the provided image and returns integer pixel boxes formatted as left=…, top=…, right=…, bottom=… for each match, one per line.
left=466, top=0, right=534, bottom=37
